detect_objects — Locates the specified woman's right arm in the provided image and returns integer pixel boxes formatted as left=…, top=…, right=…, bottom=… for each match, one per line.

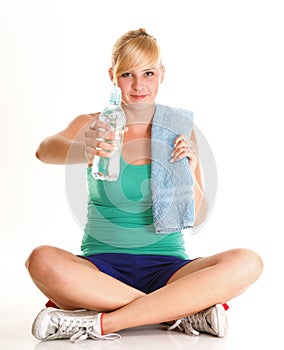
left=36, top=113, right=98, bottom=164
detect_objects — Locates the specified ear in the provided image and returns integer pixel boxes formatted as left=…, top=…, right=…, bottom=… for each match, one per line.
left=109, top=67, right=114, bottom=82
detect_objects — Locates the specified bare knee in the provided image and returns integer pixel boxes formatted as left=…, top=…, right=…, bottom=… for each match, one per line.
left=25, top=245, right=58, bottom=280
left=229, top=248, right=264, bottom=285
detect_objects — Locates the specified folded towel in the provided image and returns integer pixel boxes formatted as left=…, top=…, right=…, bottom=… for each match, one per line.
left=151, top=104, right=194, bottom=234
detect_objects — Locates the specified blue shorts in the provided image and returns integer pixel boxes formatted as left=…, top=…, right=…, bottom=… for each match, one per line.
left=82, top=253, right=192, bottom=294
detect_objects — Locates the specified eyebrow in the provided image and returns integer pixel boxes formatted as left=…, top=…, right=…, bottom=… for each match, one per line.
left=123, top=67, right=158, bottom=74
left=142, top=67, right=157, bottom=71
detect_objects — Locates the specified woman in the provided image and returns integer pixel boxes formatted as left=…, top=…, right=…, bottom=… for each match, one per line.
left=26, top=28, right=263, bottom=343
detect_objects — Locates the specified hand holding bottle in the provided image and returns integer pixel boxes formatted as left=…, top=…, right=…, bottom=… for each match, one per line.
left=90, top=87, right=126, bottom=181
left=84, top=119, right=116, bottom=164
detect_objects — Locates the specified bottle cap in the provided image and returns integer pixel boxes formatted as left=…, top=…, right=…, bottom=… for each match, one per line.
left=110, top=86, right=122, bottom=105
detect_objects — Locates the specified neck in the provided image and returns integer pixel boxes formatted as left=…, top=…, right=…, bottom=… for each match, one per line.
left=122, top=102, right=155, bottom=126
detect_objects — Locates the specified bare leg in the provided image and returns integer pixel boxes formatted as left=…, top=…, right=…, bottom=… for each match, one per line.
left=26, top=246, right=263, bottom=334
left=25, top=245, right=145, bottom=311
left=102, top=248, right=263, bottom=333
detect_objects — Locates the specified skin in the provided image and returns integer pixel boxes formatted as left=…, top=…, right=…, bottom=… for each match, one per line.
left=26, top=63, right=263, bottom=335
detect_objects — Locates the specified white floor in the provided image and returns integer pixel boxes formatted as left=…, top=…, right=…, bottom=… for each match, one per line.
left=0, top=295, right=274, bottom=350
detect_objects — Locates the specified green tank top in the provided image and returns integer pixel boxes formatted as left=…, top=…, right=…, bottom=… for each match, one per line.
left=81, top=158, right=188, bottom=259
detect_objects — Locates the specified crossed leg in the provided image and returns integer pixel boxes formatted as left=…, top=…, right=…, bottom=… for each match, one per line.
left=26, top=245, right=263, bottom=334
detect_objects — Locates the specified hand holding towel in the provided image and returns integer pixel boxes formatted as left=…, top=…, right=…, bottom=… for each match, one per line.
left=151, top=104, right=195, bottom=234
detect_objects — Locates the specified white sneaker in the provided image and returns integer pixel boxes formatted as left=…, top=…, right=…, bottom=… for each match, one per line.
left=168, top=304, right=228, bottom=337
left=32, top=307, right=121, bottom=343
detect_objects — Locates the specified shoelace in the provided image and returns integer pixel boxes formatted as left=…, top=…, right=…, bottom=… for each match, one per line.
left=189, top=310, right=210, bottom=332
left=168, top=318, right=199, bottom=336
left=54, top=315, right=121, bottom=343
left=70, top=327, right=121, bottom=343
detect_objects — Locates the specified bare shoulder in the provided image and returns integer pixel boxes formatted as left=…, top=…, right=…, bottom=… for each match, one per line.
left=58, top=112, right=100, bottom=140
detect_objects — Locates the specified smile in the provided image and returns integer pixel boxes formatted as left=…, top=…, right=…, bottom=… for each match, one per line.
left=131, top=95, right=148, bottom=101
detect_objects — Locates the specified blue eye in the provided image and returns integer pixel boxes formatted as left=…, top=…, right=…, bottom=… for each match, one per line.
left=121, top=72, right=132, bottom=77
left=145, top=71, right=154, bottom=77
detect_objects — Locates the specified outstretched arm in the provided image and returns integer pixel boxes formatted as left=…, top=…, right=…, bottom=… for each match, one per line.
left=36, top=113, right=98, bottom=164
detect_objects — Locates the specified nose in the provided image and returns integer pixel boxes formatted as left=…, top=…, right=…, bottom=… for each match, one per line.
left=132, top=76, right=145, bottom=91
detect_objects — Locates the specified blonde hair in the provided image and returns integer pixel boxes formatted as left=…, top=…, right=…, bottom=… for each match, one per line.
left=111, top=28, right=162, bottom=79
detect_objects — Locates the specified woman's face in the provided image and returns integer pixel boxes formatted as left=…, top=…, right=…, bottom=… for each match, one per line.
left=110, top=65, right=164, bottom=107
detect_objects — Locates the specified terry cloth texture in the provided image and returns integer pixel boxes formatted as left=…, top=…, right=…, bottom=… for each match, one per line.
left=151, top=104, right=194, bottom=234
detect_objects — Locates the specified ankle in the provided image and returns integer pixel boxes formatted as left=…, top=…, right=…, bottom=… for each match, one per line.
left=101, top=312, right=118, bottom=335
left=100, top=313, right=106, bottom=335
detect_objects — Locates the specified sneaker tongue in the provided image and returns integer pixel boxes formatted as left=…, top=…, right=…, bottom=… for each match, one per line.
left=206, top=308, right=218, bottom=334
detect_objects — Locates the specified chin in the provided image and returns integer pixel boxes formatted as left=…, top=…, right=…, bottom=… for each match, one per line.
left=122, top=101, right=155, bottom=111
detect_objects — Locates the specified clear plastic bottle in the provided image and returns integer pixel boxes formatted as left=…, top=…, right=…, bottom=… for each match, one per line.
left=92, top=86, right=126, bottom=181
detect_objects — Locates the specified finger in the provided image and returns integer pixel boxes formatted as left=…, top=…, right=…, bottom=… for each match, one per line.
left=85, top=129, right=115, bottom=141
left=172, top=138, right=192, bottom=157
left=85, top=142, right=114, bottom=162
left=174, top=134, right=197, bottom=151
left=171, top=142, right=197, bottom=162
left=174, top=134, right=189, bottom=146
left=170, top=149, right=192, bottom=163
left=174, top=143, right=192, bottom=155
left=96, top=140, right=115, bottom=152
left=177, top=142, right=198, bottom=156
left=94, top=148, right=113, bottom=158
left=90, top=119, right=111, bottom=130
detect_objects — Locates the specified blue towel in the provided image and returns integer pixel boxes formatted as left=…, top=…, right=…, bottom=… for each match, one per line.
left=151, top=104, right=194, bottom=234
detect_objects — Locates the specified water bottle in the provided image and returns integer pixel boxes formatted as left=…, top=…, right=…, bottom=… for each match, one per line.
left=92, top=86, right=126, bottom=181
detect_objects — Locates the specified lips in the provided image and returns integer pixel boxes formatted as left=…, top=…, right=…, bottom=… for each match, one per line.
left=131, top=94, right=148, bottom=101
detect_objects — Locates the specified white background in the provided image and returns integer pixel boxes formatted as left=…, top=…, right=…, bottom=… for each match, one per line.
left=1, top=0, right=283, bottom=345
